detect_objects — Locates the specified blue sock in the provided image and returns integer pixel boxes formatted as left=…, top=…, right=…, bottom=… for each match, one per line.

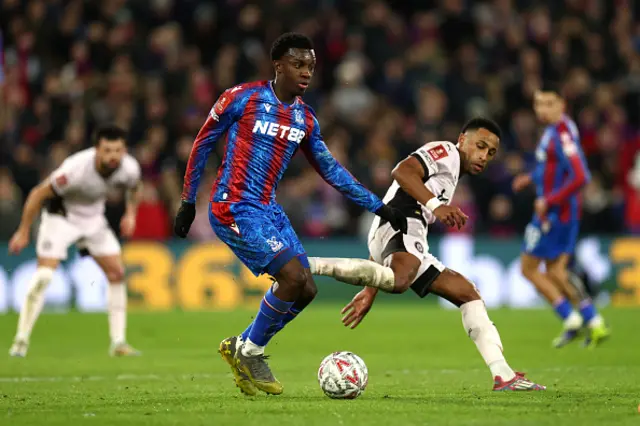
left=240, top=322, right=252, bottom=342
left=245, top=286, right=294, bottom=347
left=241, top=305, right=303, bottom=342
left=280, top=306, right=301, bottom=329
left=579, top=299, right=597, bottom=323
left=553, top=298, right=573, bottom=320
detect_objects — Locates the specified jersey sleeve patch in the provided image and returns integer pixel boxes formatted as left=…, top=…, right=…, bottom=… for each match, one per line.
left=55, top=174, right=68, bottom=188
left=211, top=94, right=230, bottom=120
left=560, top=131, right=577, bottom=156
left=412, top=148, right=439, bottom=178
left=427, top=144, right=448, bottom=161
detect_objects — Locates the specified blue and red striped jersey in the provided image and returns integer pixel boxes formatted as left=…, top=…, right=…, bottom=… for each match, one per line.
left=531, top=115, right=591, bottom=223
left=181, top=80, right=383, bottom=212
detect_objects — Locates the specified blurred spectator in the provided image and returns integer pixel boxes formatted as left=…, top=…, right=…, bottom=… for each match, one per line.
left=0, top=0, right=638, bottom=239
left=0, top=168, right=23, bottom=240
left=131, top=180, right=171, bottom=241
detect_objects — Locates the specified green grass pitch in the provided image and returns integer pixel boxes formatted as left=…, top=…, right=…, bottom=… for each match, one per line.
left=1, top=306, right=638, bottom=425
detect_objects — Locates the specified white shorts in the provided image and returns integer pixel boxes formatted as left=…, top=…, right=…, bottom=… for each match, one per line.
left=36, top=212, right=121, bottom=260
left=368, top=218, right=445, bottom=297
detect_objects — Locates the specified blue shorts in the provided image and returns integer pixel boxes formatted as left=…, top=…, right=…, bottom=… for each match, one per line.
left=209, top=201, right=309, bottom=277
left=522, top=217, right=579, bottom=260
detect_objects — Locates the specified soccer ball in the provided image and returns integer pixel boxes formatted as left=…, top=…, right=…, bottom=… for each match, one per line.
left=317, top=351, right=368, bottom=399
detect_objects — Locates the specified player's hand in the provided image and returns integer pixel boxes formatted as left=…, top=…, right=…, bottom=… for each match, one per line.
left=120, top=213, right=137, bottom=238
left=8, top=228, right=29, bottom=255
left=512, top=173, right=532, bottom=193
left=534, top=197, right=547, bottom=217
left=433, top=205, right=468, bottom=230
left=174, top=201, right=196, bottom=238
left=341, top=288, right=377, bottom=329
left=375, top=204, right=408, bottom=234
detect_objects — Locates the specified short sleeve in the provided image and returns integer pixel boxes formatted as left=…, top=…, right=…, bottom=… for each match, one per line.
left=411, top=142, right=457, bottom=179
left=49, top=159, right=80, bottom=196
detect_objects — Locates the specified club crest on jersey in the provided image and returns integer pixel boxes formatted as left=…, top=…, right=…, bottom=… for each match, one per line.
left=415, top=241, right=424, bottom=253
left=428, top=145, right=448, bottom=161
left=266, top=236, right=284, bottom=253
left=252, top=120, right=306, bottom=144
left=294, top=109, right=304, bottom=125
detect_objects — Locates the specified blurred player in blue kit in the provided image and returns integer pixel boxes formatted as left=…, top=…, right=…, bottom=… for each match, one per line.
left=173, top=33, right=408, bottom=396
left=512, top=83, right=610, bottom=348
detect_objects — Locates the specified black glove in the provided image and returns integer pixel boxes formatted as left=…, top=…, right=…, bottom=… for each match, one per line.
left=174, top=201, right=196, bottom=238
left=375, top=204, right=408, bottom=234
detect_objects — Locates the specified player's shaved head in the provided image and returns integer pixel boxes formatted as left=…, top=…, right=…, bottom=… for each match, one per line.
left=461, top=117, right=502, bottom=141
left=458, top=117, right=501, bottom=175
left=271, top=33, right=314, bottom=61
left=271, top=33, right=316, bottom=101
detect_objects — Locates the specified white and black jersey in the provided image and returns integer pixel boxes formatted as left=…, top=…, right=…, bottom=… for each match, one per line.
left=36, top=148, right=141, bottom=260
left=367, top=141, right=461, bottom=298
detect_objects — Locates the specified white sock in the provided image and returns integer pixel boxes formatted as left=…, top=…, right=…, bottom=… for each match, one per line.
left=242, top=338, right=265, bottom=356
left=461, top=300, right=515, bottom=381
left=564, top=310, right=584, bottom=330
left=107, top=282, right=127, bottom=345
left=308, top=257, right=396, bottom=292
left=15, top=267, right=55, bottom=342
left=235, top=335, right=244, bottom=352
left=587, top=314, right=604, bottom=329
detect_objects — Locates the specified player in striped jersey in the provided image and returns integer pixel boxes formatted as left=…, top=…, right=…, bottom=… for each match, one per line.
left=173, top=33, right=407, bottom=396
left=513, top=83, right=610, bottom=348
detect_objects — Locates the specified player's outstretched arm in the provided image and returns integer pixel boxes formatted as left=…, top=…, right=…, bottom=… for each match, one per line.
left=301, top=118, right=406, bottom=233
left=175, top=88, right=245, bottom=238
left=8, top=181, right=56, bottom=254
left=392, top=156, right=467, bottom=229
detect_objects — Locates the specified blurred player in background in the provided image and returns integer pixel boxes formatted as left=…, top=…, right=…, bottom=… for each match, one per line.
left=512, top=84, right=610, bottom=348
left=7, top=126, right=142, bottom=358
left=173, top=33, right=407, bottom=396
left=311, top=118, right=546, bottom=391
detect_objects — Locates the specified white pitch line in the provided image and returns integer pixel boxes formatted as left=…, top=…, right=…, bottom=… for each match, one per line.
left=0, top=365, right=634, bottom=384
left=0, top=373, right=220, bottom=383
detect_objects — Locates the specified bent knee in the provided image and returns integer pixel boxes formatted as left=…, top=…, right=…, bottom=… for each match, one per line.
left=106, top=266, right=125, bottom=283
left=458, top=284, right=482, bottom=304
left=547, top=266, right=567, bottom=283
left=391, top=274, right=413, bottom=293
left=281, top=268, right=308, bottom=289
left=301, top=279, right=318, bottom=302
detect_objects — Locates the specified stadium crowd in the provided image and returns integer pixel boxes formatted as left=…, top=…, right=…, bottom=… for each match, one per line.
left=0, top=0, right=638, bottom=242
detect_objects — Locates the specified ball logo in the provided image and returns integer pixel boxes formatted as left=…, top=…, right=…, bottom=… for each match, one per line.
left=335, top=358, right=359, bottom=385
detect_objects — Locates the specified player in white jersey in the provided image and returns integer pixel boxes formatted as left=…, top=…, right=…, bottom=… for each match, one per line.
left=310, top=118, right=545, bottom=391
left=7, top=126, right=142, bottom=357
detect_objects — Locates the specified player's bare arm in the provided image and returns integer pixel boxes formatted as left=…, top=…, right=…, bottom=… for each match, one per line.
left=392, top=156, right=468, bottom=229
left=8, top=181, right=56, bottom=255
left=341, top=286, right=378, bottom=329
left=121, top=181, right=142, bottom=238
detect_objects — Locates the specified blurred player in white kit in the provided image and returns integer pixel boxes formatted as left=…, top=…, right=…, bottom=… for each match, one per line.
left=7, top=125, right=142, bottom=357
